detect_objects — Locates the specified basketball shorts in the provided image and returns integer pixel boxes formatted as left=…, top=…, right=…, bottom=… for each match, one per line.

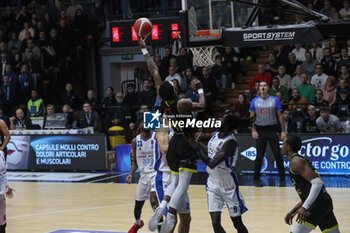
left=135, top=171, right=156, bottom=201
left=206, top=178, right=248, bottom=217
left=166, top=134, right=197, bottom=174
left=295, top=194, right=339, bottom=232
left=0, top=195, right=5, bottom=226
left=153, top=171, right=191, bottom=214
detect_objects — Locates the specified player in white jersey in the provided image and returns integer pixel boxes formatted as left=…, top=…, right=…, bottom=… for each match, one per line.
left=0, top=150, right=15, bottom=233
left=150, top=120, right=191, bottom=233
left=187, top=113, right=249, bottom=233
left=127, top=118, right=159, bottom=233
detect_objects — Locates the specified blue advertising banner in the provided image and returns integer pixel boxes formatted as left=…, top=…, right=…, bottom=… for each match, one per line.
left=237, top=134, right=350, bottom=175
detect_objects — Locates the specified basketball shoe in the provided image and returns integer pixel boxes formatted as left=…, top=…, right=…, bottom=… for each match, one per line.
left=128, top=220, right=144, bottom=233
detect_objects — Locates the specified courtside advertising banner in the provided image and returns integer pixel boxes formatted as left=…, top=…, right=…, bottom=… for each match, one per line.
left=237, top=134, right=350, bottom=175
left=7, top=135, right=106, bottom=171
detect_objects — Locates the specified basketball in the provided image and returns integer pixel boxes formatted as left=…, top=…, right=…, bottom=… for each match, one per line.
left=134, top=17, right=153, bottom=37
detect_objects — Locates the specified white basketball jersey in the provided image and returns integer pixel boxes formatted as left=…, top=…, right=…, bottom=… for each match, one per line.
left=136, top=132, right=157, bottom=173
left=207, top=131, right=238, bottom=187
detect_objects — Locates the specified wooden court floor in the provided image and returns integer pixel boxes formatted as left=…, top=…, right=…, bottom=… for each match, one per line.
left=6, top=182, right=350, bottom=233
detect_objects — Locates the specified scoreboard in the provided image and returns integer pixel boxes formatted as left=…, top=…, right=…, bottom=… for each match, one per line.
left=110, top=17, right=179, bottom=47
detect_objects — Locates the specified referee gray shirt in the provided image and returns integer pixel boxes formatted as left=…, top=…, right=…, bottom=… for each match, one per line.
left=249, top=95, right=282, bottom=126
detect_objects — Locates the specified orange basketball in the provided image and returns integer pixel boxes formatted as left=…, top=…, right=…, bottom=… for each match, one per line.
left=134, top=17, right=153, bottom=37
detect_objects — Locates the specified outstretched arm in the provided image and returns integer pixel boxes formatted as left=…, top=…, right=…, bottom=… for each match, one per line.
left=137, top=37, right=162, bottom=91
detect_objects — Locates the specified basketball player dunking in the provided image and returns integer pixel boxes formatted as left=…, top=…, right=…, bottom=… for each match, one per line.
left=127, top=117, right=159, bottom=233
left=185, top=113, right=249, bottom=233
left=137, top=36, right=206, bottom=233
left=282, top=136, right=340, bottom=233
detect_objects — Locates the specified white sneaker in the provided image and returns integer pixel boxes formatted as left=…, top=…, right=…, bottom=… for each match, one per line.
left=148, top=207, right=165, bottom=231
left=231, top=82, right=236, bottom=89
left=159, top=216, right=176, bottom=233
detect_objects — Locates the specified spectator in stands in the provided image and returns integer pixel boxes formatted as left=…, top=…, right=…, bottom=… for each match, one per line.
left=4, top=64, right=17, bottom=86
left=309, top=43, right=324, bottom=62
left=338, top=65, right=349, bottom=82
left=233, top=93, right=249, bottom=119
left=0, top=88, right=9, bottom=115
left=19, top=22, right=35, bottom=41
left=291, top=64, right=303, bottom=89
left=340, top=0, right=350, bottom=19
left=67, top=0, right=84, bottom=20
left=278, top=109, right=292, bottom=133
left=27, top=90, right=44, bottom=117
left=72, top=9, right=89, bottom=37
left=292, top=44, right=306, bottom=62
left=322, top=76, right=337, bottom=107
left=276, top=65, right=292, bottom=90
left=23, top=38, right=40, bottom=60
left=302, top=52, right=317, bottom=79
left=8, top=32, right=21, bottom=55
left=336, top=78, right=350, bottom=100
left=37, top=31, right=49, bottom=48
left=329, top=38, right=341, bottom=59
left=0, top=42, right=13, bottom=64
left=2, top=75, right=17, bottom=113
left=160, top=47, right=175, bottom=80
left=221, top=47, right=240, bottom=89
left=311, top=64, right=328, bottom=89
left=297, top=73, right=316, bottom=103
left=19, top=30, right=32, bottom=54
left=10, top=108, right=32, bottom=130
left=102, top=86, right=116, bottom=124
left=289, top=88, right=307, bottom=114
left=76, top=102, right=102, bottom=132
left=286, top=52, right=301, bottom=77
left=320, top=0, right=336, bottom=18
left=138, top=79, right=157, bottom=108
left=265, top=52, right=280, bottom=76
left=275, top=91, right=286, bottom=106
left=61, top=83, right=82, bottom=110
left=58, top=10, right=72, bottom=26
left=111, top=92, right=127, bottom=130
left=0, top=53, right=9, bottom=76
left=336, top=48, right=350, bottom=74
left=176, top=48, right=192, bottom=73
left=153, top=53, right=162, bottom=72
left=62, top=104, right=74, bottom=128
left=0, top=107, right=10, bottom=128
left=331, top=88, right=350, bottom=123
left=16, top=6, right=31, bottom=27
left=46, top=104, right=55, bottom=114
left=86, top=90, right=100, bottom=109
left=25, top=51, right=40, bottom=86
left=171, top=79, right=181, bottom=94
left=273, top=45, right=291, bottom=65
left=268, top=77, right=289, bottom=102
left=165, top=66, right=182, bottom=86
left=302, top=104, right=319, bottom=133
left=129, top=105, right=148, bottom=130
left=316, top=106, right=342, bottom=133
left=186, top=83, right=199, bottom=103
left=248, top=81, right=260, bottom=101
left=18, top=64, right=32, bottom=102
left=182, top=67, right=195, bottom=91
left=321, top=48, right=336, bottom=76
left=13, top=53, right=23, bottom=74
left=124, top=83, right=139, bottom=122
left=200, top=66, right=216, bottom=105
left=210, top=55, right=228, bottom=88
left=312, top=89, right=329, bottom=111
left=248, top=64, right=272, bottom=92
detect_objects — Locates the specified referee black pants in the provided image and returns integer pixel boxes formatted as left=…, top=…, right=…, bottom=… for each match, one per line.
left=254, top=125, right=285, bottom=180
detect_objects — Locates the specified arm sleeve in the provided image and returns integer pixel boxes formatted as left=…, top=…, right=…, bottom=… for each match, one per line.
left=302, top=177, right=323, bottom=210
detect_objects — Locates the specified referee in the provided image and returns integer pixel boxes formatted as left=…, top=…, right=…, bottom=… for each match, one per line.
left=249, top=80, right=286, bottom=187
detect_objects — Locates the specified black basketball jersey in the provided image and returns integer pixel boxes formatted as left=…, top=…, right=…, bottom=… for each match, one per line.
left=160, top=99, right=193, bottom=135
left=289, top=154, right=328, bottom=204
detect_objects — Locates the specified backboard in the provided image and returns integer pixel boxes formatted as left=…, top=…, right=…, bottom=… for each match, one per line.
left=180, top=0, right=255, bottom=47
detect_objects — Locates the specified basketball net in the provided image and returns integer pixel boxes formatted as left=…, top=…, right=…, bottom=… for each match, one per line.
left=189, top=46, right=216, bottom=68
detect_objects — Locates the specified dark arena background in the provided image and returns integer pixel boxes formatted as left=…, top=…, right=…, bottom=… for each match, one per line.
left=1, top=0, right=349, bottom=232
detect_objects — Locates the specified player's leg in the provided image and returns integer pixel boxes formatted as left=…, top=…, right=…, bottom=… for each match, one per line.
left=230, top=216, right=248, bottom=233
left=290, top=222, right=314, bottom=233
left=254, top=130, right=268, bottom=185
left=177, top=192, right=191, bottom=233
left=318, top=211, right=340, bottom=233
left=210, top=212, right=225, bottom=233
left=267, top=132, right=285, bottom=184
left=149, top=172, right=178, bottom=231
left=129, top=173, right=150, bottom=233
left=207, top=181, right=226, bottom=233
